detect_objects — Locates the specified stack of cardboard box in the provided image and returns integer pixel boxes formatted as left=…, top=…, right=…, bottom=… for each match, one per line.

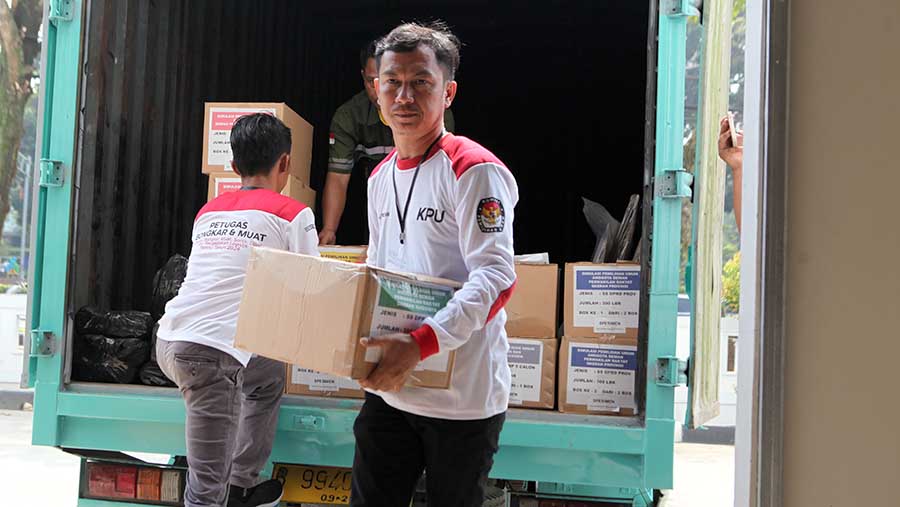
left=558, top=262, right=641, bottom=416
left=504, top=260, right=560, bottom=410
left=202, top=102, right=316, bottom=207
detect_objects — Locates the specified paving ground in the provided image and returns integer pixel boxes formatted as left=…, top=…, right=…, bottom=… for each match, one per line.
left=0, top=409, right=734, bottom=506
left=0, top=409, right=81, bottom=506
left=664, top=442, right=735, bottom=506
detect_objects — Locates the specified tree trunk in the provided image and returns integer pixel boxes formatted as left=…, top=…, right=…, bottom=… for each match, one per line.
left=0, top=87, right=28, bottom=240
left=0, top=0, right=41, bottom=241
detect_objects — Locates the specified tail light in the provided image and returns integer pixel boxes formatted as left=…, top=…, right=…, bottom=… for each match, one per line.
left=82, top=460, right=184, bottom=505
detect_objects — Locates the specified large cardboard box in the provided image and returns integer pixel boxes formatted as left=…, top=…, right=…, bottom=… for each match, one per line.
left=505, top=263, right=559, bottom=338
left=285, top=365, right=365, bottom=399
left=318, top=245, right=368, bottom=264
left=202, top=102, right=313, bottom=183
left=234, top=248, right=458, bottom=388
left=564, top=263, right=641, bottom=339
left=507, top=337, right=557, bottom=410
left=288, top=178, right=316, bottom=208
left=558, top=336, right=638, bottom=416
left=207, top=173, right=316, bottom=206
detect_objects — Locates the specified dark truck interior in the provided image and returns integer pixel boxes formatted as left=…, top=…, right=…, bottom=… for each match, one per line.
left=70, top=0, right=652, bottom=388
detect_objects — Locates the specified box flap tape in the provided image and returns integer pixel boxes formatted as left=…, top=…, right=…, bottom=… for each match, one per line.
left=235, top=247, right=459, bottom=388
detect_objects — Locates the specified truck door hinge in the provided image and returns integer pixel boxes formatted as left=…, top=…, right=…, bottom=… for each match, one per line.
left=655, top=356, right=688, bottom=387
left=664, top=0, right=702, bottom=18
left=30, top=330, right=57, bottom=358
left=656, top=168, right=693, bottom=199
left=49, top=0, right=75, bottom=23
left=39, top=159, right=64, bottom=188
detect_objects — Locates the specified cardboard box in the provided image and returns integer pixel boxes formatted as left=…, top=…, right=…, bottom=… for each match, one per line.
left=558, top=336, right=638, bottom=416
left=505, top=263, right=559, bottom=338
left=207, top=173, right=317, bottom=206
left=564, top=263, right=641, bottom=339
left=234, top=248, right=458, bottom=388
left=287, top=178, right=316, bottom=208
left=207, top=172, right=243, bottom=201
left=507, top=337, right=557, bottom=409
left=202, top=102, right=313, bottom=183
left=285, top=365, right=365, bottom=399
left=318, top=245, right=368, bottom=264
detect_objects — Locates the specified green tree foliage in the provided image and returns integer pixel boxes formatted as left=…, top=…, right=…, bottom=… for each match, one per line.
left=722, top=251, right=741, bottom=314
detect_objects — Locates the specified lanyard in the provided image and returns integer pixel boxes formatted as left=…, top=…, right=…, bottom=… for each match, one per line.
left=392, top=134, right=443, bottom=245
left=240, top=185, right=264, bottom=191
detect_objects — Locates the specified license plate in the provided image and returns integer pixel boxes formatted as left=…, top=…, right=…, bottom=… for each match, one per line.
left=273, top=463, right=352, bottom=505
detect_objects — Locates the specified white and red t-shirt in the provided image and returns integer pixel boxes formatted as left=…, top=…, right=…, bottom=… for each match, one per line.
left=157, top=189, right=319, bottom=365
left=367, top=133, right=519, bottom=420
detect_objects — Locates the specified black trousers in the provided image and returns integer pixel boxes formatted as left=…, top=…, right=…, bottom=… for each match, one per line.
left=350, top=393, right=506, bottom=507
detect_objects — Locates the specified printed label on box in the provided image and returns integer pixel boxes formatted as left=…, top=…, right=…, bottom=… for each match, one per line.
left=508, top=339, right=544, bottom=404
left=207, top=107, right=277, bottom=167
left=567, top=342, right=637, bottom=412
left=573, top=266, right=640, bottom=334
left=366, top=273, right=454, bottom=373
left=291, top=367, right=361, bottom=392
left=215, top=178, right=242, bottom=197
left=319, top=247, right=367, bottom=264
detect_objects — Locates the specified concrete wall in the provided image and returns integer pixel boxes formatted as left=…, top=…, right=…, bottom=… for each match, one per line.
left=784, top=1, right=900, bottom=505
left=675, top=316, right=739, bottom=431
left=0, top=294, right=27, bottom=383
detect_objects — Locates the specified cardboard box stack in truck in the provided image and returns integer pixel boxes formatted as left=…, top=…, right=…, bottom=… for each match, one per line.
left=504, top=257, right=560, bottom=410
left=203, top=102, right=317, bottom=204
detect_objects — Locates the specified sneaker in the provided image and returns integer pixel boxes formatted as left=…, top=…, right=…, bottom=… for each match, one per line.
left=227, top=479, right=284, bottom=507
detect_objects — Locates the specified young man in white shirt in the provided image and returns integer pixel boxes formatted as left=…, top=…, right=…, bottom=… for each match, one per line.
left=157, top=113, right=319, bottom=507
left=351, top=22, right=518, bottom=507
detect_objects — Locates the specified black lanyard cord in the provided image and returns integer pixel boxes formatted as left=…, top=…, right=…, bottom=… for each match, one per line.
left=392, top=133, right=443, bottom=245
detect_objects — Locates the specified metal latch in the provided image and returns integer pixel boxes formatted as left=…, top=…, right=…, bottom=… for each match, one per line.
left=30, top=330, right=56, bottom=357
left=655, top=356, right=688, bottom=387
left=39, top=159, right=64, bottom=188
left=656, top=168, right=693, bottom=199
left=664, top=0, right=702, bottom=18
left=294, top=415, right=325, bottom=431
left=49, top=0, right=75, bottom=23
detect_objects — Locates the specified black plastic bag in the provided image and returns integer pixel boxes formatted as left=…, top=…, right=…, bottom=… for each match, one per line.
left=72, top=334, right=151, bottom=383
left=138, top=361, right=175, bottom=387
left=615, top=194, right=641, bottom=261
left=74, top=307, right=153, bottom=339
left=151, top=254, right=188, bottom=319
left=582, top=198, right=620, bottom=263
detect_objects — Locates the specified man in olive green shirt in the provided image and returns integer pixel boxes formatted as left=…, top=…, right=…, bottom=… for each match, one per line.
left=319, top=41, right=454, bottom=245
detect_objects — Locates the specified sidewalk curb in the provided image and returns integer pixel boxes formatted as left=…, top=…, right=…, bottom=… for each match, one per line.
left=0, top=388, right=33, bottom=410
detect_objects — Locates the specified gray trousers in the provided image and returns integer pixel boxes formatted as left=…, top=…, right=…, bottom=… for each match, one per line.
left=157, top=340, right=285, bottom=507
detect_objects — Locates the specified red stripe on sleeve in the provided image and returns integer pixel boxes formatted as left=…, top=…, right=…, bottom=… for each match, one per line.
left=410, top=324, right=440, bottom=360
left=486, top=280, right=517, bottom=324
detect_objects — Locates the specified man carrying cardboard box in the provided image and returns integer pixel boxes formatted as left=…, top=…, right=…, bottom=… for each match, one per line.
left=156, top=114, right=319, bottom=507
left=350, top=22, right=518, bottom=507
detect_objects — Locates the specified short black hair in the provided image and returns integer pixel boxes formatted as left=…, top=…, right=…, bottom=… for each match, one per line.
left=360, top=39, right=378, bottom=70
left=229, top=113, right=292, bottom=177
left=375, top=21, right=461, bottom=81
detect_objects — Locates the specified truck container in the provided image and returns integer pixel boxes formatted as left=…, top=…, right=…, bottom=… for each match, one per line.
left=27, top=0, right=724, bottom=505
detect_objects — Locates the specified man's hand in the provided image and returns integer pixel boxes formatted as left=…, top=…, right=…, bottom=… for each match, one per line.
left=318, top=229, right=337, bottom=246
left=358, top=333, right=422, bottom=392
left=718, top=115, right=744, bottom=172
